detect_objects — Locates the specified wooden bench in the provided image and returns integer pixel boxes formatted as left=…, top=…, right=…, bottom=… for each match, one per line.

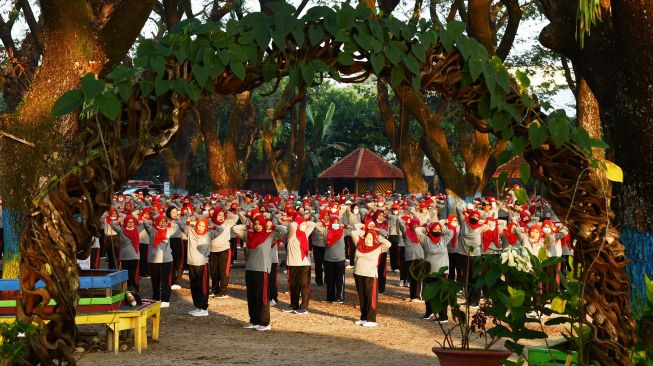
left=0, top=300, right=161, bottom=354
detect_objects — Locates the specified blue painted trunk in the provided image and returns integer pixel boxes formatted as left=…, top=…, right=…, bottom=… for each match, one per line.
left=621, top=228, right=653, bottom=318
left=2, top=208, right=24, bottom=278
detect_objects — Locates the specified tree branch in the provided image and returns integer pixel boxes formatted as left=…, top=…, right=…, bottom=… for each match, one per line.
left=496, top=0, right=522, bottom=60
left=293, top=0, right=310, bottom=17
left=18, top=0, right=42, bottom=47
left=467, top=0, right=494, bottom=53
left=410, top=0, right=424, bottom=24
left=209, top=0, right=234, bottom=21
left=99, top=0, right=155, bottom=68
left=377, top=80, right=399, bottom=150
left=561, top=55, right=576, bottom=94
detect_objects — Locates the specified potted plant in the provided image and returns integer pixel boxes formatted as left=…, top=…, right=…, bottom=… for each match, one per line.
left=421, top=245, right=567, bottom=366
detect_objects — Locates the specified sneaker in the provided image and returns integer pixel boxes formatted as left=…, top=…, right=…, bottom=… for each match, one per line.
left=243, top=323, right=257, bottom=329
left=192, top=309, right=209, bottom=317
left=436, top=316, right=449, bottom=324
left=527, top=311, right=538, bottom=317
left=140, top=275, right=150, bottom=279
left=216, top=295, right=229, bottom=299
left=294, top=309, right=308, bottom=315
left=160, top=302, right=170, bottom=308
left=183, top=270, right=189, bottom=274
left=171, top=284, right=182, bottom=290
left=282, top=308, right=296, bottom=313
left=255, top=325, right=271, bottom=331
left=403, top=282, right=410, bottom=288
left=270, top=299, right=277, bottom=307
left=398, top=280, right=405, bottom=287
left=362, top=322, right=378, bottom=327
left=393, top=269, right=400, bottom=273
left=188, top=308, right=201, bottom=315
left=354, top=320, right=366, bottom=325
left=469, top=303, right=479, bottom=309
left=209, top=294, right=216, bottom=298
left=422, top=313, right=434, bottom=320
left=334, top=298, right=344, bottom=304
left=345, top=265, right=354, bottom=270
left=411, top=298, right=424, bottom=303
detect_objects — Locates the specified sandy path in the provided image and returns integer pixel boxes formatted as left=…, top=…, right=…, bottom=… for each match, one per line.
left=75, top=248, right=559, bottom=366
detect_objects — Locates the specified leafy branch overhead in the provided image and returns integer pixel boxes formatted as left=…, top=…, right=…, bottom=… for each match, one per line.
left=52, top=1, right=609, bottom=186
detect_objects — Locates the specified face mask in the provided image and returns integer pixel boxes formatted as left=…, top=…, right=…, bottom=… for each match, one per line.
left=450, top=221, right=458, bottom=227
left=331, top=224, right=340, bottom=230
left=469, top=218, right=479, bottom=225
left=543, top=227, right=551, bottom=234
left=487, top=223, right=496, bottom=230
left=377, top=219, right=383, bottom=224
left=431, top=231, right=442, bottom=237
left=392, top=210, right=398, bottom=215
left=331, top=208, right=338, bottom=213
left=352, top=208, right=359, bottom=214
left=377, top=202, right=384, bottom=207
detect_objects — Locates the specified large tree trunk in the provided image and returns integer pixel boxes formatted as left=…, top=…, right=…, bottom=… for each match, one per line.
left=162, top=112, right=198, bottom=189
left=0, top=2, right=154, bottom=363
left=377, top=80, right=429, bottom=194
left=198, top=92, right=255, bottom=190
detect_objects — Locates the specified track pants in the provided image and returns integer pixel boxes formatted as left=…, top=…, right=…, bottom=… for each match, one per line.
left=149, top=262, right=172, bottom=302
left=189, top=264, right=209, bottom=310
left=209, top=249, right=231, bottom=296
left=139, top=243, right=149, bottom=277
left=354, top=274, right=378, bottom=322
left=377, top=252, right=388, bottom=293
left=269, top=262, right=279, bottom=302
left=170, top=237, right=185, bottom=286
left=388, top=235, right=400, bottom=270
left=246, top=270, right=270, bottom=326
left=407, top=259, right=423, bottom=300
left=121, top=259, right=140, bottom=291
left=287, top=265, right=311, bottom=310
left=324, top=260, right=345, bottom=301
left=313, top=246, right=325, bottom=285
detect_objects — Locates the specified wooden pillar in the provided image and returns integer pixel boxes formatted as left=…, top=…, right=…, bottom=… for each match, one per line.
left=355, top=179, right=359, bottom=195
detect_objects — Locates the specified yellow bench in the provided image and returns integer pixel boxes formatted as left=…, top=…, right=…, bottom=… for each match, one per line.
left=0, top=301, right=161, bottom=354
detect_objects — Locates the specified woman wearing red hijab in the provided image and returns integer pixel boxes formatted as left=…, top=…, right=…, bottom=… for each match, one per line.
left=144, top=215, right=175, bottom=308
left=399, top=217, right=425, bottom=301
left=324, top=216, right=347, bottom=303
left=108, top=214, right=142, bottom=291
left=232, top=216, right=287, bottom=331
left=282, top=215, right=316, bottom=314
left=351, top=229, right=391, bottom=327
left=183, top=217, right=223, bottom=317
left=208, top=207, right=240, bottom=298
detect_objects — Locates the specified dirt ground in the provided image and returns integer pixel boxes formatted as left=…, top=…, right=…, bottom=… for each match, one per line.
left=75, top=248, right=561, bottom=366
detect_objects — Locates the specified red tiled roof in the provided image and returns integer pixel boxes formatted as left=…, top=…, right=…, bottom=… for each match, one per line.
left=318, top=147, right=404, bottom=179
left=492, top=156, right=528, bottom=179
left=247, top=162, right=272, bottom=180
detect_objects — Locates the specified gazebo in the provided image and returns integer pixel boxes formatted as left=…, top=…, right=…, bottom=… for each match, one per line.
left=244, top=162, right=276, bottom=194
left=318, top=147, right=404, bottom=195
left=492, top=156, right=529, bottom=180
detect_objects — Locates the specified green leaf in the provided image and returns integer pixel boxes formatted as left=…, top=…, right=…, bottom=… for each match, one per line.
left=154, top=77, right=171, bottom=97
left=545, top=316, right=573, bottom=326
left=411, top=43, right=426, bottom=63
left=292, top=27, right=305, bottom=47
left=403, top=54, right=420, bottom=76
left=514, top=187, right=527, bottom=205
left=150, top=55, right=166, bottom=75
left=390, top=66, right=405, bottom=88
left=308, top=25, right=324, bottom=46
left=547, top=111, right=570, bottom=149
left=589, top=138, right=609, bottom=149
left=140, top=79, right=153, bottom=97
left=468, top=58, right=484, bottom=82
left=507, top=286, right=526, bottom=307
left=550, top=297, right=567, bottom=313
left=528, top=120, right=549, bottom=148
left=370, top=53, right=385, bottom=75
left=574, top=126, right=591, bottom=151
left=108, top=65, right=134, bottom=83
left=497, top=171, right=508, bottom=190
left=490, top=111, right=510, bottom=132
left=51, top=89, right=84, bottom=117
left=497, top=149, right=513, bottom=167
left=515, top=70, right=530, bottom=91
left=300, top=63, right=314, bottom=85
left=369, top=19, right=384, bottom=40
left=116, top=81, right=133, bottom=103
left=230, top=60, right=246, bottom=80
left=519, top=163, right=531, bottom=184
left=80, top=73, right=105, bottom=100
left=96, top=93, right=121, bottom=120
left=184, top=82, right=201, bottom=102
left=336, top=5, right=355, bottom=29
left=337, top=53, right=355, bottom=66
left=192, top=65, right=210, bottom=88
left=511, top=136, right=527, bottom=156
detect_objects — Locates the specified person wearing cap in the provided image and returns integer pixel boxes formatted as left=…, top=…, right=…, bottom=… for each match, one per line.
left=350, top=229, right=392, bottom=327
left=232, top=216, right=287, bottom=331
left=281, top=216, right=316, bottom=314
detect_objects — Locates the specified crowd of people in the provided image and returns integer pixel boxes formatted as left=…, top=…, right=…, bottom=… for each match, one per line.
left=89, top=186, right=573, bottom=332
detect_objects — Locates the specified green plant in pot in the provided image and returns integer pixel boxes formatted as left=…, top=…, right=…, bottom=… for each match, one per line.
left=0, top=320, right=41, bottom=366
left=422, top=245, right=567, bottom=366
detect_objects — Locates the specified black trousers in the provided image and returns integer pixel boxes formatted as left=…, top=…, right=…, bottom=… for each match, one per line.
left=425, top=296, right=448, bottom=319
left=230, top=237, right=239, bottom=262
left=324, top=260, right=345, bottom=301
left=377, top=252, right=388, bottom=293
left=313, top=246, right=325, bottom=285
left=139, top=243, right=149, bottom=277
left=99, top=231, right=106, bottom=258
left=170, top=237, right=185, bottom=286
left=121, top=259, right=140, bottom=291
left=90, top=248, right=101, bottom=270
left=269, top=262, right=279, bottom=301
left=246, top=270, right=270, bottom=326
left=354, top=274, right=378, bottom=322
left=388, top=235, right=400, bottom=270
left=288, top=265, right=311, bottom=310
left=407, top=260, right=423, bottom=299
left=459, top=255, right=480, bottom=305
left=399, top=246, right=408, bottom=281
left=345, top=236, right=356, bottom=264
left=104, top=235, right=119, bottom=270
left=189, top=264, right=209, bottom=310
left=447, top=252, right=460, bottom=282
left=209, top=249, right=231, bottom=296
left=149, top=262, right=172, bottom=302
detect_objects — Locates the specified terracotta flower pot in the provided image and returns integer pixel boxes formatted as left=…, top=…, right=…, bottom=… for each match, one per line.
left=432, top=347, right=512, bottom=366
